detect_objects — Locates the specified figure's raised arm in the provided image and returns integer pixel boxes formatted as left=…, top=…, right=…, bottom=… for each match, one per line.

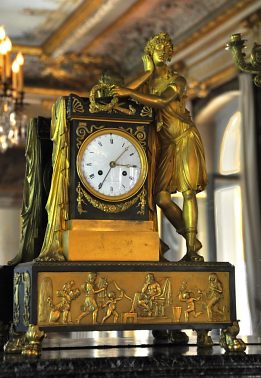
left=126, top=54, right=154, bottom=89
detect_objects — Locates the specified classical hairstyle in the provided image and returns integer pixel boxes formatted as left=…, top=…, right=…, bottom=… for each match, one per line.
left=144, top=32, right=174, bottom=61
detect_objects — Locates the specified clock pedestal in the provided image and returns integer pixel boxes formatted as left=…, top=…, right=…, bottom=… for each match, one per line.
left=7, top=259, right=244, bottom=355
left=64, top=94, right=160, bottom=262
left=63, top=220, right=159, bottom=261
left=11, top=261, right=237, bottom=337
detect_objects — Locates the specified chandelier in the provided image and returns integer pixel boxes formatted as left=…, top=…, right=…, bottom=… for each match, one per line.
left=0, top=26, right=27, bottom=153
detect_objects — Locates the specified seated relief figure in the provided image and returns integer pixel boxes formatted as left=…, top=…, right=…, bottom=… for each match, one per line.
left=112, top=32, right=207, bottom=261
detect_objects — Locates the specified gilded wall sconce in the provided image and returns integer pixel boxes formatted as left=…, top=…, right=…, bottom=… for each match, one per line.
left=226, top=33, right=261, bottom=87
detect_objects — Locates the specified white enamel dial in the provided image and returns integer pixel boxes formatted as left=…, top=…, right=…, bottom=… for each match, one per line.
left=77, top=129, right=148, bottom=202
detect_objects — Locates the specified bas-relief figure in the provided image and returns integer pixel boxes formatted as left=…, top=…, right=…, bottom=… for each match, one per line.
left=36, top=271, right=229, bottom=326
left=112, top=32, right=207, bottom=262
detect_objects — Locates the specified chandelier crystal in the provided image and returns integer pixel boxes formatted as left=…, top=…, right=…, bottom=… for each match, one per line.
left=0, top=26, right=27, bottom=153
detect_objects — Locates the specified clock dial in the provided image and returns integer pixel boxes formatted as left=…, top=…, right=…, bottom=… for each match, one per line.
left=77, top=129, right=148, bottom=202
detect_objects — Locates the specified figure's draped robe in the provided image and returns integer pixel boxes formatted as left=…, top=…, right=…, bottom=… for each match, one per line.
left=152, top=73, right=207, bottom=195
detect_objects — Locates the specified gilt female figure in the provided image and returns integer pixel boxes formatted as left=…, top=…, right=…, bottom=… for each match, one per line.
left=113, top=33, right=207, bottom=261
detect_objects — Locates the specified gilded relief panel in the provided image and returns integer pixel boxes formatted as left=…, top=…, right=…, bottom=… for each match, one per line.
left=38, top=271, right=231, bottom=326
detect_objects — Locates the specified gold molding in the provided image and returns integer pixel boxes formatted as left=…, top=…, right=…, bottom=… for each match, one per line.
left=83, top=0, right=148, bottom=53
left=42, top=0, right=104, bottom=56
left=174, top=0, right=256, bottom=55
left=12, top=44, right=42, bottom=56
left=25, top=86, right=86, bottom=97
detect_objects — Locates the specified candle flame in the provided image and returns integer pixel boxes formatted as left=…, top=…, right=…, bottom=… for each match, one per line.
left=0, top=41, right=7, bottom=55
left=0, top=26, right=6, bottom=41
left=12, top=60, right=20, bottom=73
left=4, top=37, right=12, bottom=52
left=16, top=52, right=24, bottom=65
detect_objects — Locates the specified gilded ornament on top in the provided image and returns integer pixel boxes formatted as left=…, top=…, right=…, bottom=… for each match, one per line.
left=140, top=106, right=152, bottom=118
left=72, top=97, right=84, bottom=113
left=89, top=83, right=118, bottom=113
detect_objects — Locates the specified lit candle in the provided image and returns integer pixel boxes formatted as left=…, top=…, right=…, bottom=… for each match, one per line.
left=4, top=37, right=12, bottom=79
left=16, top=52, right=24, bottom=92
left=12, top=59, right=19, bottom=98
left=0, top=45, right=3, bottom=82
left=0, top=41, right=7, bottom=82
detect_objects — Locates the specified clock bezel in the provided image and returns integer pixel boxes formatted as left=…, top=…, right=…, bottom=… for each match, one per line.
left=76, top=128, right=148, bottom=202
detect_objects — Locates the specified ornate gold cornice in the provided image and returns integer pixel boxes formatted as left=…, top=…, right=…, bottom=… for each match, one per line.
left=174, top=0, right=257, bottom=55
left=25, top=86, right=87, bottom=97
left=12, top=44, right=42, bottom=56
left=83, top=0, right=149, bottom=53
left=42, top=0, right=103, bottom=56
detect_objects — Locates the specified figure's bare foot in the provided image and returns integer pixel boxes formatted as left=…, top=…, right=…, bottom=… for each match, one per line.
left=195, top=239, right=202, bottom=252
left=179, top=252, right=204, bottom=262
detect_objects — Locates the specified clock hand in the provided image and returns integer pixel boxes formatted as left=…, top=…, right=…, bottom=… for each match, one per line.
left=98, top=167, right=112, bottom=189
left=114, top=163, right=138, bottom=168
left=98, top=147, right=130, bottom=189
left=114, top=146, right=129, bottom=163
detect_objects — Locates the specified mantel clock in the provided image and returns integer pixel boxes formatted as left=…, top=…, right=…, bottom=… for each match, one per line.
left=3, top=33, right=244, bottom=358
left=64, top=94, right=159, bottom=261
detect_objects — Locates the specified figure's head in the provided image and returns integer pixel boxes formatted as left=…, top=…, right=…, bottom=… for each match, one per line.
left=209, top=273, right=218, bottom=284
left=145, top=32, right=174, bottom=64
left=87, top=272, right=97, bottom=283
left=108, top=292, right=116, bottom=299
left=183, top=292, right=190, bottom=299
left=145, top=273, right=155, bottom=283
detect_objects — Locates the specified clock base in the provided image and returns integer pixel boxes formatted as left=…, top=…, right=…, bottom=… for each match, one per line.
left=11, top=261, right=236, bottom=334
left=63, top=220, right=159, bottom=261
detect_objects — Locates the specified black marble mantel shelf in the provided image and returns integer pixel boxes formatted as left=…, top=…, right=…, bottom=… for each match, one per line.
left=1, top=333, right=261, bottom=377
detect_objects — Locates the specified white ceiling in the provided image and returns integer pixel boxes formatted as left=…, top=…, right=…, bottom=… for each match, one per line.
left=0, top=0, right=83, bottom=45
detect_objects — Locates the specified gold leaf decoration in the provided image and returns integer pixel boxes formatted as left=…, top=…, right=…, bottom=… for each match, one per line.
left=81, top=187, right=140, bottom=213
left=140, top=106, right=152, bottom=117
left=76, top=123, right=104, bottom=149
left=73, top=97, right=84, bottom=113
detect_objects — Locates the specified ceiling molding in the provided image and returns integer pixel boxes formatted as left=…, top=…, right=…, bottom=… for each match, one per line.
left=82, top=0, right=159, bottom=54
left=172, top=0, right=259, bottom=60
left=42, top=0, right=104, bottom=56
left=49, top=0, right=140, bottom=58
left=25, top=86, right=87, bottom=98
left=12, top=44, right=42, bottom=56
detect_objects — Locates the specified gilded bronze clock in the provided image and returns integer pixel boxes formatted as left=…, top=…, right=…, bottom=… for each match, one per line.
left=64, top=94, right=159, bottom=261
left=67, top=94, right=155, bottom=222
